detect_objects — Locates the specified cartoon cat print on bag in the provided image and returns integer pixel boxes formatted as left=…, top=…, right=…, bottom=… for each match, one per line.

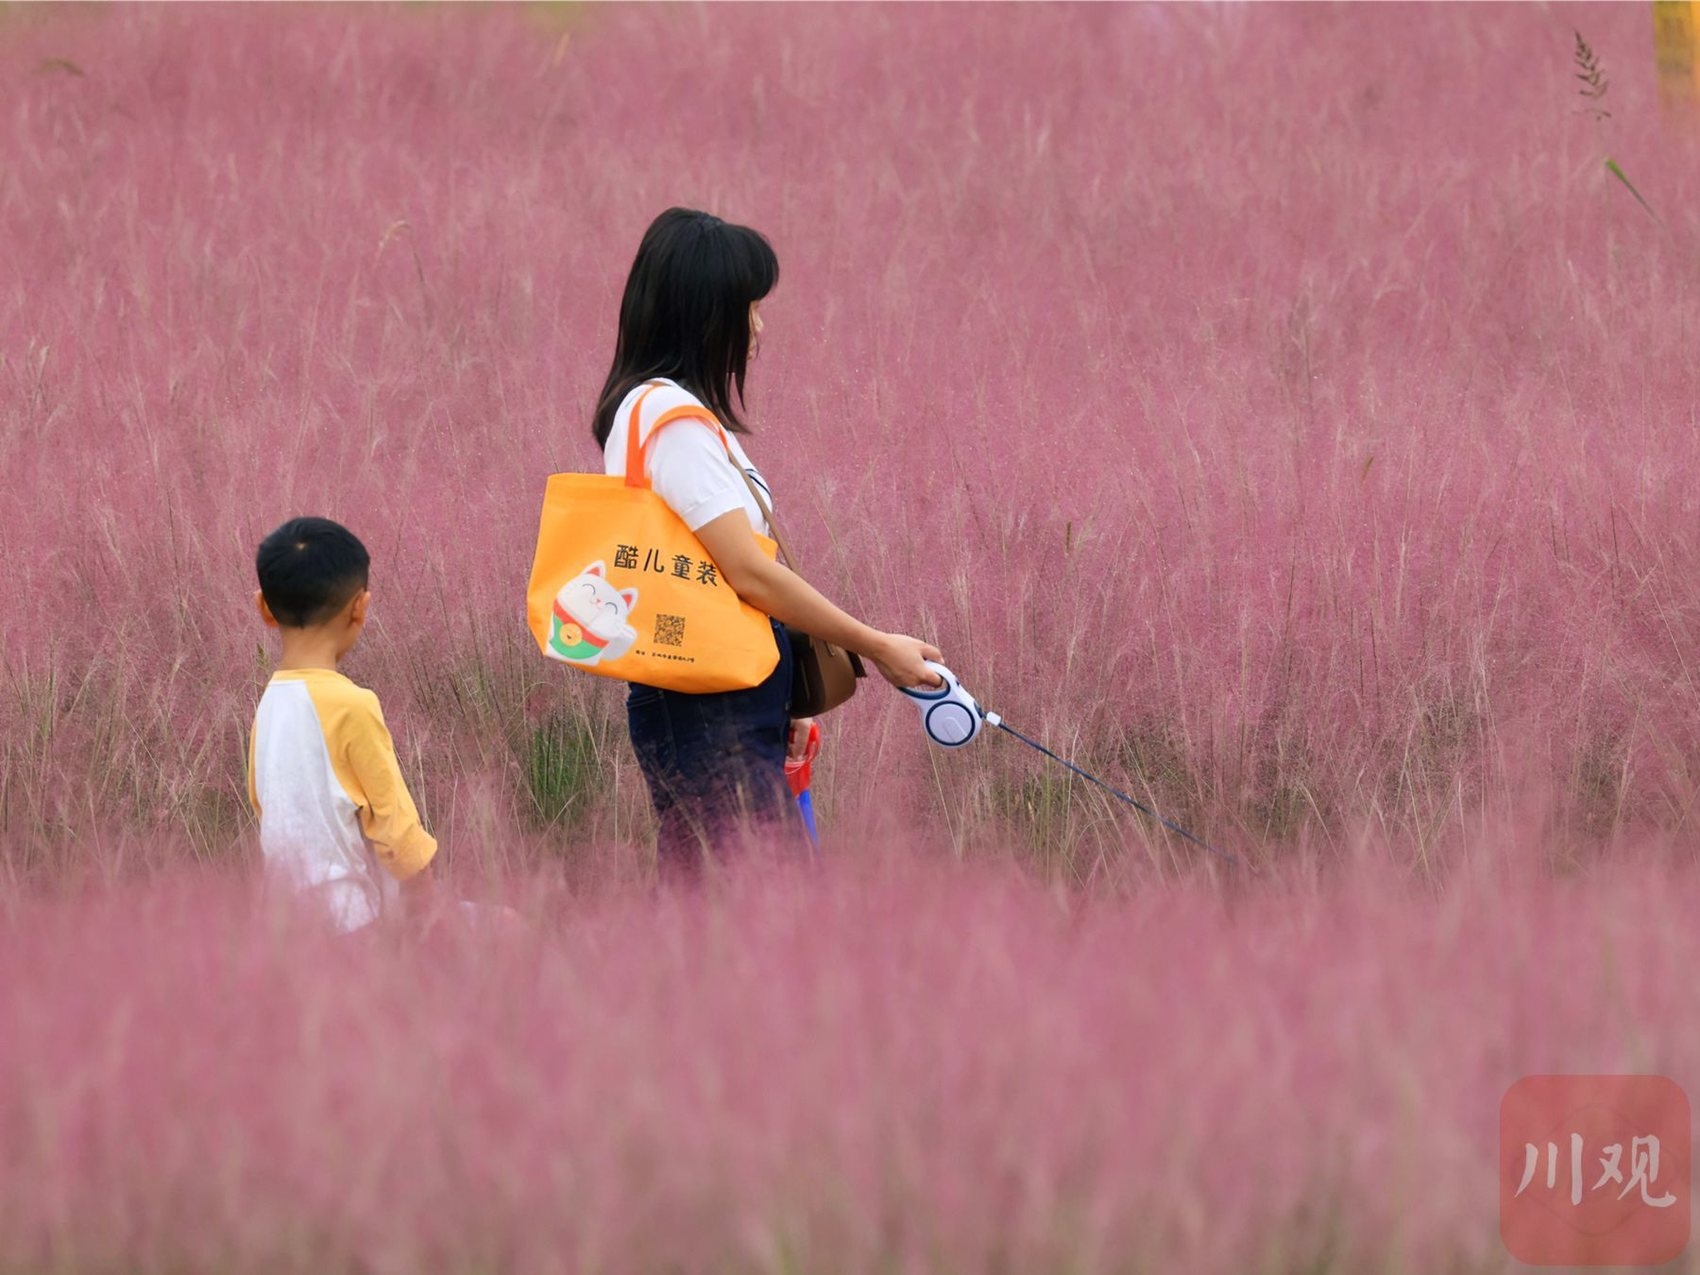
left=546, top=562, right=638, bottom=666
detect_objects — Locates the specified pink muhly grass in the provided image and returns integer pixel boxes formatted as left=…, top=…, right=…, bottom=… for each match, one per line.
left=0, top=4, right=1696, bottom=878
left=2, top=7, right=1697, bottom=1270
left=0, top=856, right=1694, bottom=1273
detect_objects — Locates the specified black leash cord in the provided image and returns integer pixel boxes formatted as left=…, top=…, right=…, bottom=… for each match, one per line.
left=987, top=716, right=1242, bottom=870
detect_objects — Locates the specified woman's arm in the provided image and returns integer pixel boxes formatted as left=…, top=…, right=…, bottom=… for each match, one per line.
left=694, top=511, right=944, bottom=690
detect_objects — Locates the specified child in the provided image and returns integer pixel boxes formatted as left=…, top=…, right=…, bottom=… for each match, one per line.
left=248, top=517, right=436, bottom=932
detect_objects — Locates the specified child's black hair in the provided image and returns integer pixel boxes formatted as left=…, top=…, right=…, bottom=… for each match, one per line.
left=256, top=517, right=371, bottom=628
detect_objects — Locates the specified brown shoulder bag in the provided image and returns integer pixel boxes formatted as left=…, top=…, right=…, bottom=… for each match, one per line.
left=733, top=467, right=867, bottom=717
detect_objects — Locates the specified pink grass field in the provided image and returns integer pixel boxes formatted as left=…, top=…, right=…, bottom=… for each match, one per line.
left=3, top=862, right=1699, bottom=1274
left=2, top=0, right=1697, bottom=876
left=4, top=1, right=1700, bottom=1270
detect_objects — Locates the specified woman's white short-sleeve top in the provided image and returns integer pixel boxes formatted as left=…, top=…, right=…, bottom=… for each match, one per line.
left=603, top=379, right=772, bottom=538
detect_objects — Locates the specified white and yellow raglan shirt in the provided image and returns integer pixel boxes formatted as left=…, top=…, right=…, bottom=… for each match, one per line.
left=248, top=669, right=437, bottom=932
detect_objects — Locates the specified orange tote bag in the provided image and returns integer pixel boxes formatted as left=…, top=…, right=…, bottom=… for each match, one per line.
left=526, top=384, right=781, bottom=693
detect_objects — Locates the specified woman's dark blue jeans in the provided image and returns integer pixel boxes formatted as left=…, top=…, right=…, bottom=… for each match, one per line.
left=627, top=621, right=795, bottom=884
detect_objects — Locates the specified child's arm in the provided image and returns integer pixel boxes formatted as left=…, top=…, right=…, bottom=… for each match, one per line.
left=341, top=694, right=438, bottom=888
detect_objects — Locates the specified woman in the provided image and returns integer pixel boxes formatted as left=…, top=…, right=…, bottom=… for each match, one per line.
left=593, top=207, right=944, bottom=880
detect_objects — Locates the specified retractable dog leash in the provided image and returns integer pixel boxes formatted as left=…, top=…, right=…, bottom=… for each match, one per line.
left=900, top=662, right=1241, bottom=870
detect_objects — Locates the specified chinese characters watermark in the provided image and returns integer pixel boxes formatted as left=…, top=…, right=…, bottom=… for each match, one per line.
left=1501, top=1075, right=1689, bottom=1266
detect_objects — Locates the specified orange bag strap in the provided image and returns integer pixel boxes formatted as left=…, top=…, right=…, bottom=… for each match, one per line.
left=622, top=382, right=738, bottom=489
left=622, top=382, right=666, bottom=488
left=622, top=383, right=801, bottom=569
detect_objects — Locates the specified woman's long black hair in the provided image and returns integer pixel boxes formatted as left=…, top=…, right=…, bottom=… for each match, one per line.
left=592, top=208, right=780, bottom=448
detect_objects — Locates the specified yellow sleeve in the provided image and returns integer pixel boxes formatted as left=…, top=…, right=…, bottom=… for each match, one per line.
left=334, top=692, right=438, bottom=881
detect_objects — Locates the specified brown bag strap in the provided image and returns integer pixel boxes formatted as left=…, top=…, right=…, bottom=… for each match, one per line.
left=708, top=415, right=868, bottom=682
left=652, top=404, right=801, bottom=570
left=732, top=462, right=800, bottom=571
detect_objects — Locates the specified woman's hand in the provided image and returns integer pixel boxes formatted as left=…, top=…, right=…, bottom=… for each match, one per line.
left=693, top=513, right=946, bottom=692
left=787, top=718, right=816, bottom=762
left=870, top=634, right=945, bottom=690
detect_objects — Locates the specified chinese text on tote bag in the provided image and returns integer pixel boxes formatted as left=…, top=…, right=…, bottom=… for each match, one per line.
left=526, top=383, right=781, bottom=693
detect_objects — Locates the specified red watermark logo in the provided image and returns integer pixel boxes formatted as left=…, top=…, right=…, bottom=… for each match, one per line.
left=1501, top=1075, right=1690, bottom=1266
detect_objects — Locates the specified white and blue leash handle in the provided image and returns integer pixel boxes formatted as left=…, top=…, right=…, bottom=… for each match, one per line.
left=900, top=662, right=1242, bottom=870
